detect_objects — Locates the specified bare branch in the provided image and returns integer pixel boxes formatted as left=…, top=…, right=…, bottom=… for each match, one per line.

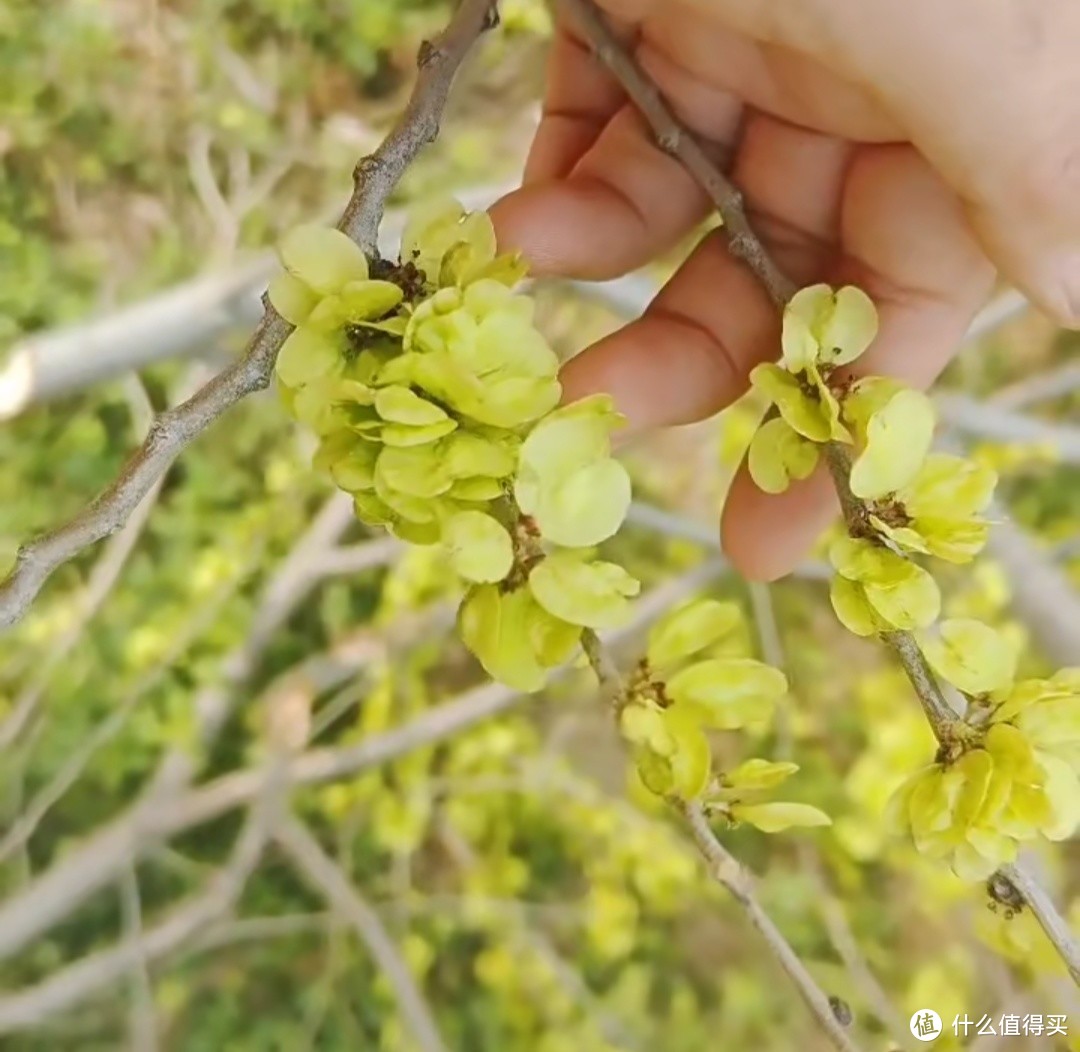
left=680, top=803, right=863, bottom=1052
left=0, top=0, right=496, bottom=632
left=936, top=393, right=1080, bottom=462
left=277, top=818, right=448, bottom=1052
left=339, top=0, right=498, bottom=254
left=984, top=502, right=1080, bottom=666
left=991, top=360, right=1080, bottom=410
left=120, top=864, right=159, bottom=1052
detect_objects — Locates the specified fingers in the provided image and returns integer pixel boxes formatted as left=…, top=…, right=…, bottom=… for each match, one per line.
left=523, top=18, right=630, bottom=184
left=721, top=145, right=996, bottom=581
left=963, top=175, right=1080, bottom=330
left=493, top=103, right=718, bottom=281
left=559, top=232, right=778, bottom=426
left=560, top=114, right=852, bottom=429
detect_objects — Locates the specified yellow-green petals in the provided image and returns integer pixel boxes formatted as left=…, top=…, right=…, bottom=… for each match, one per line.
left=747, top=416, right=820, bottom=494
left=528, top=551, right=640, bottom=629
left=278, top=224, right=369, bottom=295
left=749, top=363, right=847, bottom=442
left=730, top=801, right=832, bottom=833
left=275, top=326, right=344, bottom=389
left=459, top=584, right=579, bottom=693
left=401, top=198, right=526, bottom=289
left=849, top=389, right=935, bottom=500
left=646, top=598, right=741, bottom=672
left=665, top=658, right=787, bottom=730
left=920, top=619, right=1017, bottom=696
left=829, top=536, right=940, bottom=632
left=782, top=283, right=878, bottom=370
left=829, top=575, right=884, bottom=637
left=515, top=395, right=631, bottom=547
left=721, top=758, right=799, bottom=794
left=268, top=272, right=319, bottom=326
left=443, top=511, right=513, bottom=583
left=873, top=453, right=997, bottom=564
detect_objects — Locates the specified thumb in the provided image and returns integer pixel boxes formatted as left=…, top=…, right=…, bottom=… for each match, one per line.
left=963, top=177, right=1080, bottom=330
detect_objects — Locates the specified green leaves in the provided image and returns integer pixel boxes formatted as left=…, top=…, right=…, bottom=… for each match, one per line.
left=620, top=595, right=798, bottom=809
left=459, top=583, right=580, bottom=692
left=278, top=224, right=370, bottom=295
left=828, top=537, right=941, bottom=634
left=730, top=802, right=831, bottom=833
left=666, top=659, right=787, bottom=730
left=782, top=283, right=878, bottom=371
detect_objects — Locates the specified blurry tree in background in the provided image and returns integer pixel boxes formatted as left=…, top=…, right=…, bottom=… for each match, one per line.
left=1, top=1, right=1080, bottom=1050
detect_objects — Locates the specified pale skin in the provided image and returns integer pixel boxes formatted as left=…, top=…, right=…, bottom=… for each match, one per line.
left=491, top=0, right=1080, bottom=580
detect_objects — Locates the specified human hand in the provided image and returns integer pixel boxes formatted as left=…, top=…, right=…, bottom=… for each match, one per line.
left=491, top=0, right=1080, bottom=579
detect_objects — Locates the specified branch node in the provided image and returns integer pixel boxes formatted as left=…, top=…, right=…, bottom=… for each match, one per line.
left=417, top=39, right=441, bottom=68
left=829, top=996, right=854, bottom=1028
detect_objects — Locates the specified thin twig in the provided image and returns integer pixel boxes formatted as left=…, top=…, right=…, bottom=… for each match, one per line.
left=581, top=629, right=621, bottom=706
left=999, top=861, right=1080, bottom=986
left=0, top=508, right=395, bottom=963
left=276, top=818, right=448, bottom=1052
left=746, top=584, right=907, bottom=1043
left=0, top=0, right=495, bottom=632
left=564, top=0, right=1080, bottom=994
left=0, top=419, right=165, bottom=749
left=120, top=864, right=159, bottom=1052
left=680, top=802, right=862, bottom=1052
left=341, top=0, right=497, bottom=253
left=560, top=0, right=794, bottom=307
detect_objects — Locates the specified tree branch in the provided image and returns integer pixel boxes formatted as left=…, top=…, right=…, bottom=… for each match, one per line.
left=0, top=515, right=398, bottom=963
left=339, top=0, right=498, bottom=254
left=562, top=0, right=1080, bottom=991
left=998, top=861, right=1080, bottom=985
left=0, top=0, right=496, bottom=632
left=680, top=802, right=863, bottom=1052
left=276, top=818, right=448, bottom=1052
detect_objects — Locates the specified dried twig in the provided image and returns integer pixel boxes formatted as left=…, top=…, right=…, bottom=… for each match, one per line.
left=276, top=818, right=448, bottom=1052
left=340, top=0, right=498, bottom=254
left=0, top=516, right=398, bottom=963
left=0, top=418, right=164, bottom=749
left=0, top=0, right=496, bottom=631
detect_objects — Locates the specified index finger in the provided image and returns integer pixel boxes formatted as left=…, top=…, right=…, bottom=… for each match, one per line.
left=523, top=11, right=636, bottom=184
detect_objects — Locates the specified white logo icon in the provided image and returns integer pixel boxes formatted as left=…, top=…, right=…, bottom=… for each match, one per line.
left=910, top=1009, right=942, bottom=1042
